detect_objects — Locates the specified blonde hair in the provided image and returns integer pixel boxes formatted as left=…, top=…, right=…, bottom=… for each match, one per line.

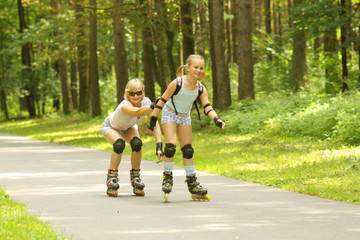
left=176, top=54, right=205, bottom=82
left=124, top=78, right=144, bottom=101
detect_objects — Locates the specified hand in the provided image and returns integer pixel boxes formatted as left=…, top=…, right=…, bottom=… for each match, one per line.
left=156, top=142, right=163, bottom=163
left=214, top=116, right=226, bottom=130
left=156, top=150, right=163, bottom=163
left=146, top=128, right=154, bottom=135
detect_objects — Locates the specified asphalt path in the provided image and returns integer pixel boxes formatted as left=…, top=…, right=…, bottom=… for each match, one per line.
left=1, top=132, right=360, bottom=240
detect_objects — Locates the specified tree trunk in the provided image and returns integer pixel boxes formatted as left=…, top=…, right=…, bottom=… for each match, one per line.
left=17, top=0, right=36, bottom=118
left=209, top=0, right=231, bottom=110
left=231, top=0, right=238, bottom=63
left=154, top=0, right=169, bottom=93
left=74, top=0, right=89, bottom=113
left=134, top=26, right=139, bottom=78
left=0, top=60, right=8, bottom=119
left=51, top=0, right=73, bottom=115
left=89, top=0, right=101, bottom=117
left=324, top=26, right=340, bottom=94
left=113, top=0, right=129, bottom=103
left=70, top=60, right=78, bottom=109
left=225, top=0, right=233, bottom=63
left=340, top=0, right=349, bottom=92
left=265, top=0, right=272, bottom=60
left=237, top=0, right=255, bottom=100
left=290, top=0, right=307, bottom=92
left=181, top=0, right=195, bottom=62
left=140, top=0, right=155, bottom=101
left=195, top=2, right=207, bottom=59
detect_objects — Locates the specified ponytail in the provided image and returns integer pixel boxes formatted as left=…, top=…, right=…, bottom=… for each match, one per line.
left=176, top=65, right=185, bottom=77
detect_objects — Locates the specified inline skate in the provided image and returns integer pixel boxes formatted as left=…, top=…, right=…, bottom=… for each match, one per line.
left=185, top=174, right=210, bottom=201
left=162, top=172, right=173, bottom=201
left=106, top=169, right=119, bottom=197
left=130, top=169, right=145, bottom=196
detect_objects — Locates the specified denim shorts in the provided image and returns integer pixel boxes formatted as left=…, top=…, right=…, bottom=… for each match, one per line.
left=161, top=105, right=191, bottom=126
left=100, top=117, right=127, bottom=137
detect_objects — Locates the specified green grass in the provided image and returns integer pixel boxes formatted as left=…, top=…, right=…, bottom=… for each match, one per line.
left=0, top=112, right=359, bottom=205
left=0, top=188, right=66, bottom=240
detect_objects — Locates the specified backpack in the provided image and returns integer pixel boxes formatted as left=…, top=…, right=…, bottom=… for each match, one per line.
left=170, top=76, right=203, bottom=120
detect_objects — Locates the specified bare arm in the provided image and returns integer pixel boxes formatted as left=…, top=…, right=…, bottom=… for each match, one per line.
left=199, top=86, right=226, bottom=130
left=121, top=104, right=152, bottom=117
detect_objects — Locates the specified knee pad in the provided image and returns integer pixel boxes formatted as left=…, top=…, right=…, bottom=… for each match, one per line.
left=164, top=143, right=176, bottom=158
left=113, top=138, right=125, bottom=154
left=130, top=137, right=142, bottom=152
left=181, top=144, right=194, bottom=159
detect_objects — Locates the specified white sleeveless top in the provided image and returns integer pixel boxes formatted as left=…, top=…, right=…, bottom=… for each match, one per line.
left=108, top=97, right=151, bottom=130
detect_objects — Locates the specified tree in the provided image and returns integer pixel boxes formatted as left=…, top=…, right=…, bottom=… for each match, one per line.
left=112, top=0, right=129, bottom=103
left=89, top=0, right=101, bottom=117
left=154, top=0, right=169, bottom=93
left=51, top=0, right=73, bottom=115
left=17, top=0, right=36, bottom=118
left=290, top=0, right=307, bottom=92
left=181, top=0, right=195, bottom=62
left=208, top=0, right=231, bottom=110
left=74, top=0, right=89, bottom=113
left=140, top=0, right=155, bottom=101
left=340, top=0, right=349, bottom=92
left=237, top=0, right=255, bottom=100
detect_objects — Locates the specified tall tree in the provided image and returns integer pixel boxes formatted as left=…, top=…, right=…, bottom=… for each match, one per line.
left=112, top=0, right=129, bottom=103
left=289, top=0, right=307, bottom=92
left=181, top=0, right=195, bottom=62
left=324, top=24, right=340, bottom=94
left=51, top=0, right=73, bottom=115
left=17, top=0, right=36, bottom=118
left=154, top=0, right=169, bottom=93
left=89, top=0, right=101, bottom=117
left=340, top=0, right=349, bottom=92
left=74, top=0, right=89, bottom=113
left=140, top=0, right=155, bottom=101
left=209, top=0, right=231, bottom=110
left=237, top=0, right=255, bottom=100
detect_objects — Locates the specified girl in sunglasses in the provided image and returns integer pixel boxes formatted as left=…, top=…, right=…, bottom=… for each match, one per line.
left=101, top=78, right=163, bottom=197
left=147, top=54, right=225, bottom=201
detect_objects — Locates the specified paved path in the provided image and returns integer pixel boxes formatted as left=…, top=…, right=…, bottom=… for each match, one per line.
left=0, top=132, right=360, bottom=240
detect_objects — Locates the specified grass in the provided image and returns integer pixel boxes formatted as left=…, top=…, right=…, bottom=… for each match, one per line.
left=0, top=113, right=359, bottom=205
left=0, top=188, right=66, bottom=240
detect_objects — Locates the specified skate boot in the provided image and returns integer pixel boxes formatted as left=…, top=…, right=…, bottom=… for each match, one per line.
left=106, top=169, right=119, bottom=197
left=185, top=174, right=210, bottom=201
left=130, top=169, right=145, bottom=196
left=162, top=172, right=173, bottom=201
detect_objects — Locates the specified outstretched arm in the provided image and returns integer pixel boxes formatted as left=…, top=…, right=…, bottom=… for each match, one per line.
left=121, top=104, right=152, bottom=117
left=199, top=86, right=226, bottom=130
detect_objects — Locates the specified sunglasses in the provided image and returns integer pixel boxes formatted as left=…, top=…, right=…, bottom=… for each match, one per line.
left=128, top=90, right=143, bottom=96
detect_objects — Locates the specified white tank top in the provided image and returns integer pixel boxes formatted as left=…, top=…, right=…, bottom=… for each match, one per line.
left=166, top=84, right=198, bottom=114
left=108, top=97, right=151, bottom=130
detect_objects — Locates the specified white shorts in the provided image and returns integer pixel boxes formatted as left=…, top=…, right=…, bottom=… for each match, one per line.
left=161, top=105, right=191, bottom=126
left=100, top=117, right=137, bottom=136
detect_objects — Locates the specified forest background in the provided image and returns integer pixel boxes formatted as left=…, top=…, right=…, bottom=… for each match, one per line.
left=1, top=0, right=360, bottom=206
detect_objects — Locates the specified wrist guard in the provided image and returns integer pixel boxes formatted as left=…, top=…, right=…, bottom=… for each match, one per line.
left=147, top=116, right=158, bottom=130
left=213, top=116, right=225, bottom=128
left=156, top=142, right=163, bottom=156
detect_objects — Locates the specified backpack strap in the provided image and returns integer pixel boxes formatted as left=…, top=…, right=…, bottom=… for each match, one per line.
left=171, top=76, right=182, bottom=115
left=194, top=81, right=204, bottom=120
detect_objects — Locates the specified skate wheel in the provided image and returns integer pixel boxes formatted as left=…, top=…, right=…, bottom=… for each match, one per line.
left=205, top=194, right=210, bottom=201
left=141, top=190, right=145, bottom=196
left=107, top=189, right=118, bottom=197
left=164, top=193, right=169, bottom=201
